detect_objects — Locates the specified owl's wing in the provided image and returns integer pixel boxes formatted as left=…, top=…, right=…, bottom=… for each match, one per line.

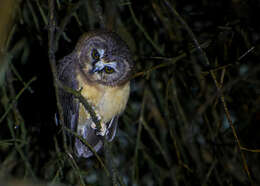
left=106, top=115, right=119, bottom=142
left=74, top=119, right=103, bottom=158
left=56, top=53, right=79, bottom=145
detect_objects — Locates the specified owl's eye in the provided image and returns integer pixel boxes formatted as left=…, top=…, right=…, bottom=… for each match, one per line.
left=104, top=66, right=115, bottom=74
left=92, top=49, right=100, bottom=60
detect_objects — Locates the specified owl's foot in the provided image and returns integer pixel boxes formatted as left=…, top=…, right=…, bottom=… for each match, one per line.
left=96, top=122, right=107, bottom=136
left=90, top=111, right=107, bottom=136
left=91, top=121, right=107, bottom=136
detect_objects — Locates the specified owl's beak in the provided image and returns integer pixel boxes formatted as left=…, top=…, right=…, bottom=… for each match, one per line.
left=92, top=60, right=105, bottom=73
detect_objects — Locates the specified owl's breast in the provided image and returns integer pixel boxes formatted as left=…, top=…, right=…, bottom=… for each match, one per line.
left=99, top=82, right=130, bottom=122
left=76, top=73, right=130, bottom=126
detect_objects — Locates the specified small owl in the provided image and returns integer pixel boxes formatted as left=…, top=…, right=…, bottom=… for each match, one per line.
left=57, top=30, right=133, bottom=158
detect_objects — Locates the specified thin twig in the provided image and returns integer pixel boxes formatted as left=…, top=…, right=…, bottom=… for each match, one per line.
left=48, top=0, right=70, bottom=161
left=0, top=76, right=36, bottom=124
left=142, top=119, right=171, bottom=167
left=65, top=127, right=110, bottom=176
left=128, top=2, right=164, bottom=55
left=131, top=40, right=210, bottom=80
left=55, top=0, right=85, bottom=50
left=3, top=77, right=36, bottom=178
left=163, top=0, right=253, bottom=183
left=67, top=152, right=86, bottom=186
left=133, top=87, right=147, bottom=182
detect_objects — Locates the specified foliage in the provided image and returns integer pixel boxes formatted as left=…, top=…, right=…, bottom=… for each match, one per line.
left=0, top=0, right=260, bottom=185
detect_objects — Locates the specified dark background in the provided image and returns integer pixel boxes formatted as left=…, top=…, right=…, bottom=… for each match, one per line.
left=0, top=0, right=260, bottom=185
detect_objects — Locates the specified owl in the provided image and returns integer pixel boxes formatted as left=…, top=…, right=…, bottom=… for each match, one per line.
left=57, top=30, right=133, bottom=158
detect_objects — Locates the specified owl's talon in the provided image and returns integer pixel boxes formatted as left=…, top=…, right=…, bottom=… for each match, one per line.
left=96, top=122, right=107, bottom=136
left=90, top=121, right=107, bottom=136
left=97, top=115, right=101, bottom=121
left=78, top=87, right=83, bottom=92
left=91, top=122, right=97, bottom=130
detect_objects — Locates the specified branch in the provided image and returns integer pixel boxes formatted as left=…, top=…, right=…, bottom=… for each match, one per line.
left=57, top=82, right=102, bottom=130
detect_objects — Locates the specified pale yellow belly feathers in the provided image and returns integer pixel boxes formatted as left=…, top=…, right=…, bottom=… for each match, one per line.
left=76, top=73, right=130, bottom=127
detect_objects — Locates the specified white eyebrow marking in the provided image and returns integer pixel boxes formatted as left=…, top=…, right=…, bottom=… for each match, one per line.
left=105, top=62, right=117, bottom=69
left=97, top=49, right=105, bottom=58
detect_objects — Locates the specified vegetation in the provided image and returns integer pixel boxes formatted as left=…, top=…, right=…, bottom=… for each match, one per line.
left=0, top=0, right=260, bottom=185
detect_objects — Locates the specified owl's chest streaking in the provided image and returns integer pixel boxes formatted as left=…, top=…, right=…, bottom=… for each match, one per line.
left=76, top=73, right=130, bottom=126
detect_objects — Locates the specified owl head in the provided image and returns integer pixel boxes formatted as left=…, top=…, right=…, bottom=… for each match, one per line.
left=74, top=30, right=133, bottom=86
